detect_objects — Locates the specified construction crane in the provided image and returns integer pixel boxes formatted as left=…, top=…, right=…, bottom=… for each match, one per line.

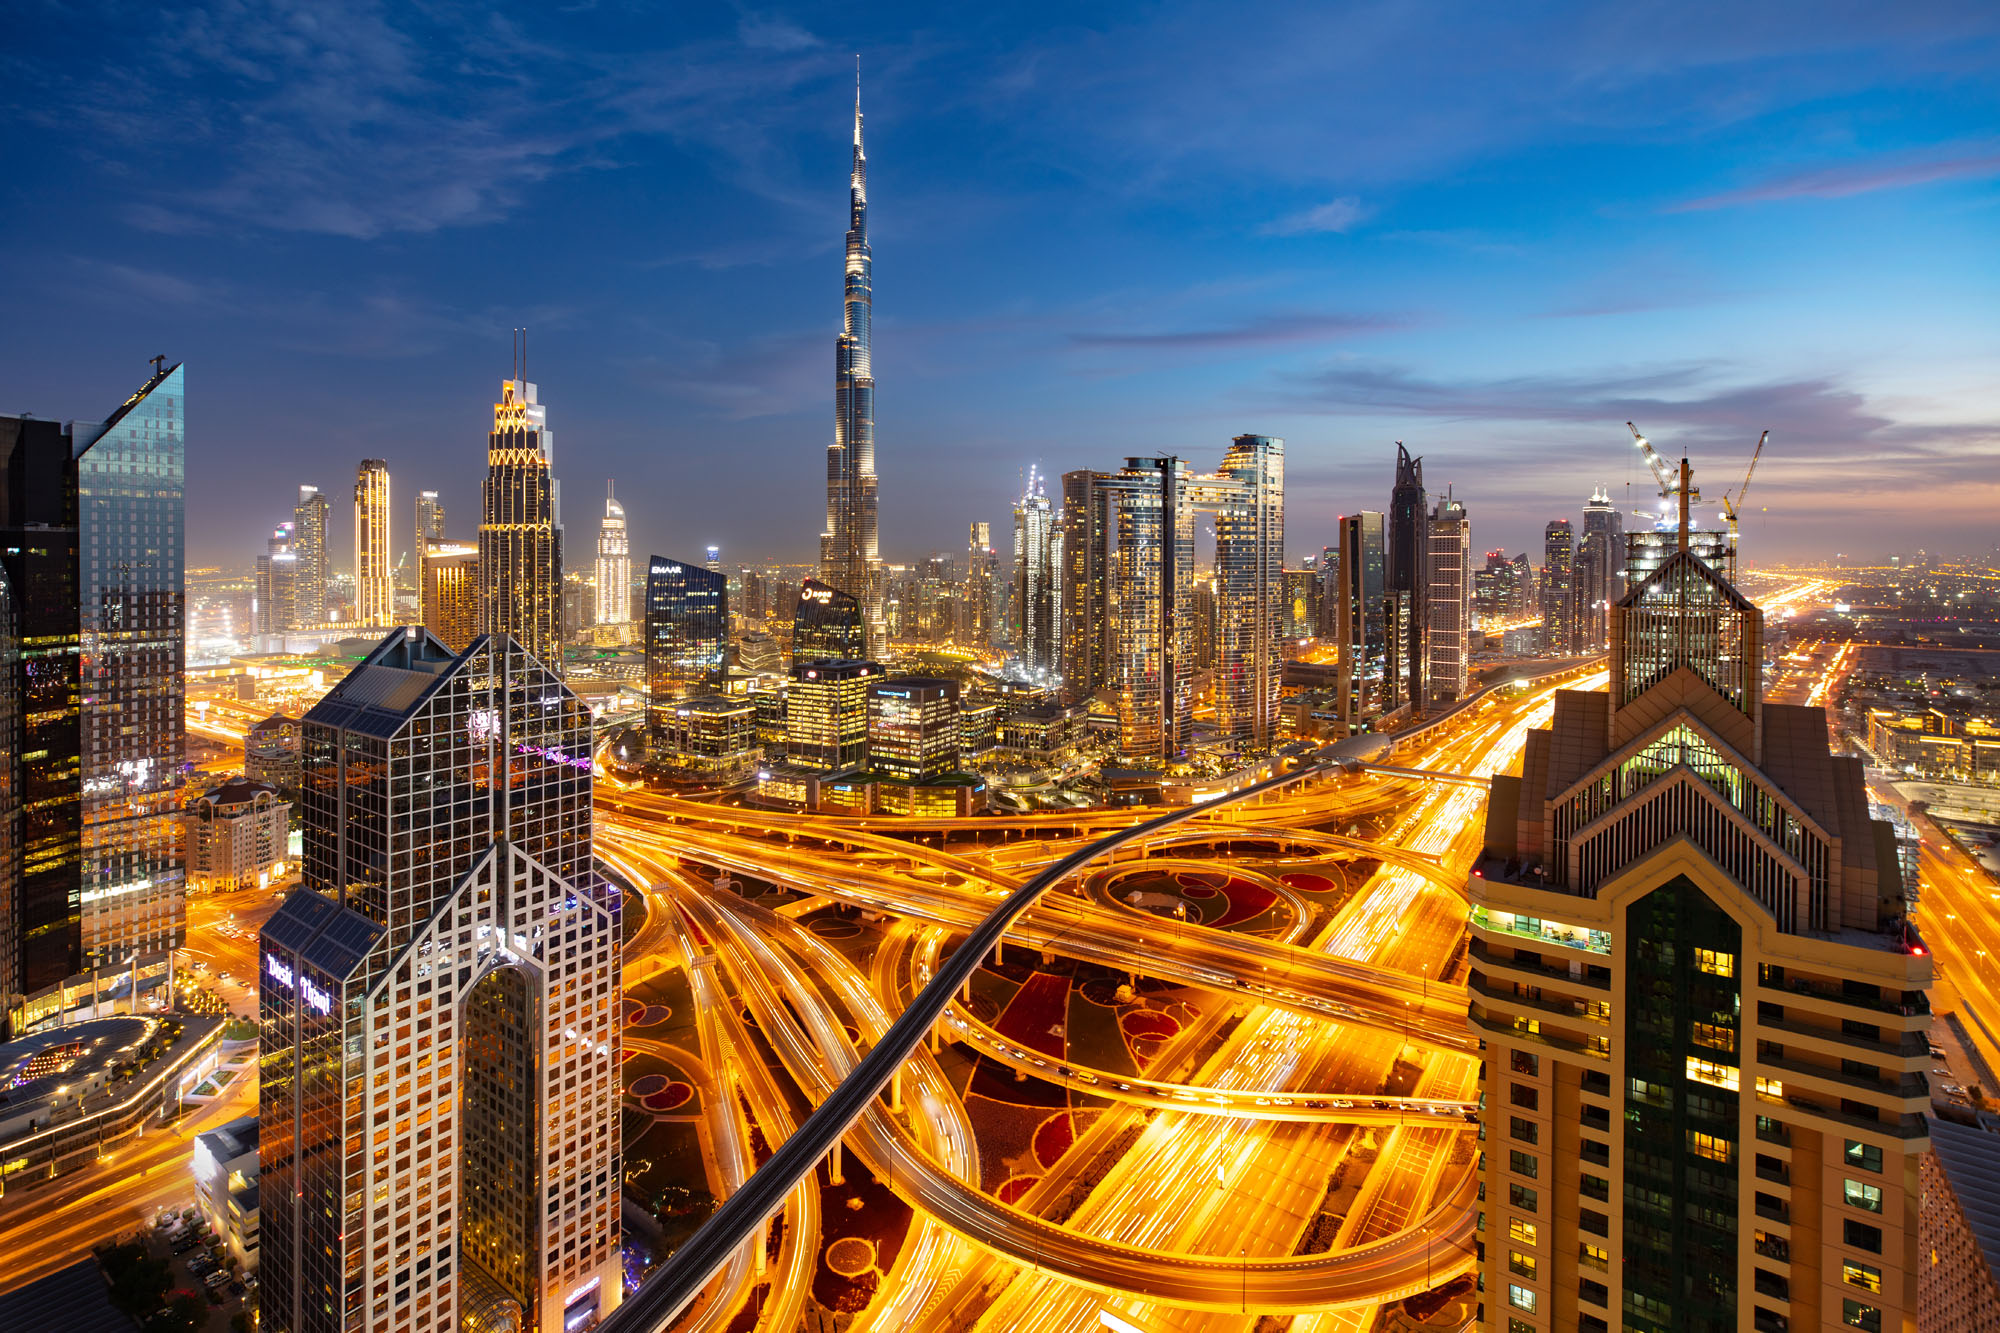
left=1717, top=429, right=1769, bottom=552
left=1627, top=420, right=1699, bottom=532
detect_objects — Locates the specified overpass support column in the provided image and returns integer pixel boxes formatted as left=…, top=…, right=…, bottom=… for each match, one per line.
left=828, top=1139, right=844, bottom=1187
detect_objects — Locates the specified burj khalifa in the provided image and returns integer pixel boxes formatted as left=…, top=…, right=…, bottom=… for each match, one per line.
left=821, top=67, right=887, bottom=660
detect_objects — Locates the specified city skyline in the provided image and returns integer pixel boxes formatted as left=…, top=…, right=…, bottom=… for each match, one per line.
left=5, top=5, right=1995, bottom=572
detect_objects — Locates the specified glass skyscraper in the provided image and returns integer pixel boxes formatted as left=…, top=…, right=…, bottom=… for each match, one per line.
left=792, top=577, right=866, bottom=665
left=644, top=556, right=727, bottom=732
left=1387, top=442, right=1427, bottom=710
left=480, top=366, right=563, bottom=663
left=820, top=73, right=887, bottom=660
left=1425, top=493, right=1471, bottom=704
left=1012, top=467, right=1062, bottom=676
left=261, top=629, right=621, bottom=1333
left=0, top=362, right=188, bottom=1032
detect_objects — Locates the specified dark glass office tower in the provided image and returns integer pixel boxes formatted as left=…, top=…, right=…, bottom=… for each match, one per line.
left=480, top=361, right=563, bottom=663
left=792, top=577, right=866, bottom=664
left=1332, top=510, right=1386, bottom=734
left=645, top=556, right=728, bottom=732
left=1387, top=442, right=1426, bottom=710
left=0, top=565, right=17, bottom=1015
left=262, top=629, right=621, bottom=1333
left=1059, top=471, right=1115, bottom=704
left=0, top=362, right=185, bottom=1032
left=0, top=414, right=82, bottom=1016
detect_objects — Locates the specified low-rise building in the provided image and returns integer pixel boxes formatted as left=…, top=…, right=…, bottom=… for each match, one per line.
left=243, top=713, right=302, bottom=792
left=655, top=694, right=760, bottom=781
left=191, top=1114, right=261, bottom=1270
left=1868, top=706, right=2000, bottom=784
left=998, top=701, right=1077, bottom=765
left=0, top=1015, right=222, bottom=1189
left=187, top=778, right=291, bottom=893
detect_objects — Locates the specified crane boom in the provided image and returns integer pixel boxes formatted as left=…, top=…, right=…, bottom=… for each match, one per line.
left=1718, top=428, right=1769, bottom=551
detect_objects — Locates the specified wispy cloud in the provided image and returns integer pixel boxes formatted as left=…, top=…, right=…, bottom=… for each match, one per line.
left=1260, top=197, right=1369, bottom=236
left=1671, top=149, right=2000, bottom=211
left=1072, top=311, right=1400, bottom=350
left=738, top=13, right=822, bottom=53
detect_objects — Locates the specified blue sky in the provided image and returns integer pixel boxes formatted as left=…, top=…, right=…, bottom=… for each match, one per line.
left=4, top=1, right=1997, bottom=570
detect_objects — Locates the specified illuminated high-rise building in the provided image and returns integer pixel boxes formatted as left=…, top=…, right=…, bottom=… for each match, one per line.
left=294, top=485, right=330, bottom=628
left=866, top=677, right=961, bottom=782
left=1542, top=518, right=1575, bottom=655
left=1012, top=467, right=1062, bottom=676
left=820, top=71, right=887, bottom=660
left=262, top=629, right=621, bottom=1333
left=354, top=460, right=393, bottom=627
left=1098, top=438, right=1286, bottom=759
left=1472, top=503, right=1925, bottom=1333
left=786, top=659, right=882, bottom=771
left=480, top=355, right=563, bottom=662
left=595, top=486, right=630, bottom=626
left=256, top=522, right=300, bottom=634
left=0, top=565, right=15, bottom=1020
left=1332, top=510, right=1388, bottom=734
left=1425, top=492, right=1470, bottom=704
left=1207, top=433, right=1285, bottom=747
left=644, top=556, right=727, bottom=732
left=1058, top=472, right=1115, bottom=702
left=0, top=361, right=186, bottom=1034
left=792, top=578, right=866, bottom=665
left=1387, top=442, right=1427, bottom=710
left=965, top=522, right=1001, bottom=649
left=414, top=489, right=445, bottom=557
left=420, top=541, right=481, bottom=652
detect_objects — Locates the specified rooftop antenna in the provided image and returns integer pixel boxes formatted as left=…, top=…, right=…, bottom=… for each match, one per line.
left=148, top=354, right=167, bottom=378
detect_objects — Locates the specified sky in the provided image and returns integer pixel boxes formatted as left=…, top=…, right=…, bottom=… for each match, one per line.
left=4, top=0, right=1998, bottom=572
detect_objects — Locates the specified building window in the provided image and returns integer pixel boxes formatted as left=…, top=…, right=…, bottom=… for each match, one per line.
left=1509, top=1250, right=1538, bottom=1279
left=1842, top=1260, right=1882, bottom=1293
left=1507, top=1321, right=1534, bottom=1333
left=1844, top=1180, right=1884, bottom=1213
left=1507, top=1283, right=1538, bottom=1313
left=1688, top=1131, right=1733, bottom=1163
left=1507, top=1217, right=1538, bottom=1246
left=1694, top=948, right=1735, bottom=977
left=1509, top=1184, right=1539, bottom=1212
left=1510, top=1082, right=1539, bottom=1110
left=1842, top=1299, right=1882, bottom=1332
left=1691, top=1021, right=1736, bottom=1053
left=1579, top=1242, right=1609, bottom=1271
left=1510, top=1116, right=1539, bottom=1145
left=1511, top=1050, right=1540, bottom=1076
left=1685, top=1056, right=1740, bottom=1091
left=1509, top=1150, right=1539, bottom=1179
left=1844, top=1140, right=1883, bottom=1173
left=1844, top=1219, right=1883, bottom=1253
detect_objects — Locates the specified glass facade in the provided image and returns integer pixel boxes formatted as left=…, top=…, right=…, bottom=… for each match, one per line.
left=0, top=413, right=82, bottom=1010
left=1333, top=510, right=1388, bottom=734
left=268, top=629, right=620, bottom=1332
left=1387, top=443, right=1426, bottom=707
left=1543, top=519, right=1575, bottom=654
left=74, top=363, right=185, bottom=975
left=791, top=577, right=864, bottom=664
left=1622, top=875, right=1742, bottom=1333
left=1617, top=549, right=1755, bottom=718
left=1012, top=470, right=1062, bottom=675
left=1208, top=434, right=1285, bottom=748
left=644, top=556, right=728, bottom=731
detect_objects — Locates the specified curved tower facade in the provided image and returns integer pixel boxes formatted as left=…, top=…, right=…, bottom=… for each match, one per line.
left=820, top=73, right=886, bottom=660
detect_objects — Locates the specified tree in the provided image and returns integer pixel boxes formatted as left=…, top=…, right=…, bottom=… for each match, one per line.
left=100, top=1242, right=171, bottom=1318
left=231, top=1311, right=257, bottom=1333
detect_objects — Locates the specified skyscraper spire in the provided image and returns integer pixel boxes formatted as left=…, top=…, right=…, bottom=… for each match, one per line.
left=822, top=59, right=886, bottom=659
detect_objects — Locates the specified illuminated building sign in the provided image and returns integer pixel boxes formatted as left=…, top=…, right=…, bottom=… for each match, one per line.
left=467, top=707, right=500, bottom=742
left=802, top=586, right=833, bottom=603
left=517, top=742, right=593, bottom=771
left=266, top=953, right=333, bottom=1014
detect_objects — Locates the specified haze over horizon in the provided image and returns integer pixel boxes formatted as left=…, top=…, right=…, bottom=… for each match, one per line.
left=5, top=1, right=1996, bottom=572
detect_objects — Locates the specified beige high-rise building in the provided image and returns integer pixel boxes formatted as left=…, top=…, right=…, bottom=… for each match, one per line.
left=594, top=484, right=630, bottom=626
left=1472, top=516, right=1927, bottom=1333
left=420, top=541, right=480, bottom=652
left=354, top=459, right=393, bottom=626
